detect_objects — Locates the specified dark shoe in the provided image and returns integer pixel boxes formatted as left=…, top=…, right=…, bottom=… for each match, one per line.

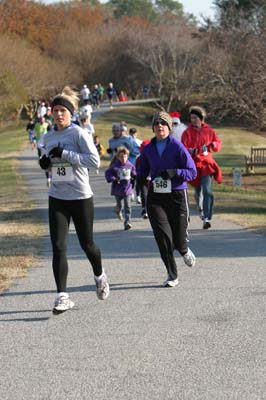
left=124, top=222, right=132, bottom=230
left=203, top=219, right=211, bottom=229
left=141, top=209, right=148, bottom=219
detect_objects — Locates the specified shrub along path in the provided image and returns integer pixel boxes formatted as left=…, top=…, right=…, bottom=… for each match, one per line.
left=1, top=127, right=266, bottom=399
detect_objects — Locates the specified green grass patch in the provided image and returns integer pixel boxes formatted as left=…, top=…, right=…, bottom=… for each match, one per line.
left=94, top=104, right=155, bottom=146
left=0, top=122, right=26, bottom=154
left=198, top=126, right=266, bottom=232
left=213, top=126, right=266, bottom=172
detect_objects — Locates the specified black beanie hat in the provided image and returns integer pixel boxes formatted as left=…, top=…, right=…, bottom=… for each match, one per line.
left=189, top=106, right=206, bottom=121
left=51, top=96, right=75, bottom=116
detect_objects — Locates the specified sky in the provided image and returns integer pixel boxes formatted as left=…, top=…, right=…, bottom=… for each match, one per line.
left=40, top=0, right=216, bottom=20
left=181, top=0, right=215, bottom=20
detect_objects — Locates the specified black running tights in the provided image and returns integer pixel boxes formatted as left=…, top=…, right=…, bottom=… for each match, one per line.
left=49, top=196, right=102, bottom=292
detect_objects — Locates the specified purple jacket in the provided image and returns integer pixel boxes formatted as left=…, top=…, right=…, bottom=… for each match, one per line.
left=139, top=135, right=196, bottom=190
left=105, top=160, right=136, bottom=196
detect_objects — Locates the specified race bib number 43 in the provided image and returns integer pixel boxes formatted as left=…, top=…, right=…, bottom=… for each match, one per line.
left=51, top=162, right=74, bottom=182
left=153, top=177, right=171, bottom=193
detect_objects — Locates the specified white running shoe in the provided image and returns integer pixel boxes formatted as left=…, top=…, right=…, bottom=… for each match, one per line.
left=53, top=293, right=74, bottom=314
left=95, top=273, right=110, bottom=300
left=136, top=196, right=141, bottom=204
left=163, top=276, right=179, bottom=287
left=183, top=248, right=196, bottom=267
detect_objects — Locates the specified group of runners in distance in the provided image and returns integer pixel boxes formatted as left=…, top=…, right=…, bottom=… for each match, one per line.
left=31, top=84, right=222, bottom=314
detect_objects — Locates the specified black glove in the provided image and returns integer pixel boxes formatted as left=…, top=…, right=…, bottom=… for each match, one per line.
left=106, top=148, right=112, bottom=154
left=130, top=177, right=136, bottom=188
left=137, top=175, right=147, bottom=185
left=39, top=155, right=51, bottom=170
left=189, top=148, right=198, bottom=155
left=160, top=169, right=176, bottom=180
left=49, top=146, right=63, bottom=158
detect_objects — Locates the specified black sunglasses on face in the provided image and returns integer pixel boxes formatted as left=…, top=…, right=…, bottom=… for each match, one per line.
left=172, top=122, right=179, bottom=126
left=154, top=120, right=168, bottom=126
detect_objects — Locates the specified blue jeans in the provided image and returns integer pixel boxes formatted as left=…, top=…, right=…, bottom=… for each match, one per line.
left=194, top=175, right=214, bottom=220
left=115, top=195, right=131, bottom=223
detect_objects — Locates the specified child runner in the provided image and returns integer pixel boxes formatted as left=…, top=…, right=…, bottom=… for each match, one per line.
left=105, top=147, right=136, bottom=230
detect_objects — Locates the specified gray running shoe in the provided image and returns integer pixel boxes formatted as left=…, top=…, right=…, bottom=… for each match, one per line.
left=95, top=273, right=110, bottom=300
left=116, top=210, right=123, bottom=221
left=53, top=294, right=74, bottom=314
left=183, top=248, right=196, bottom=267
left=163, top=276, right=179, bottom=287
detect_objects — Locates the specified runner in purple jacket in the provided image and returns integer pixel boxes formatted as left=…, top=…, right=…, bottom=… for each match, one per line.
left=138, top=111, right=197, bottom=287
left=105, top=147, right=136, bottom=230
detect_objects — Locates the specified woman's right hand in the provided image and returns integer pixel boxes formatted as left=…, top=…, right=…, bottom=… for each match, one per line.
left=39, top=155, right=51, bottom=170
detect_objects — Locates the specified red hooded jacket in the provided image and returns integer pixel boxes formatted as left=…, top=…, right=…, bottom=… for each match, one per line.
left=181, top=123, right=222, bottom=186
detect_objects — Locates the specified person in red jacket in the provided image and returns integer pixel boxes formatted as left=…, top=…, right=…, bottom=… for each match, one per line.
left=181, top=106, right=222, bottom=229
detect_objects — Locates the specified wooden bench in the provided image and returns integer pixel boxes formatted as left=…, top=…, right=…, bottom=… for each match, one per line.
left=245, top=146, right=266, bottom=174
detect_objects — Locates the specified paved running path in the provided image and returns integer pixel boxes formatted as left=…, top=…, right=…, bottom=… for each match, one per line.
left=1, top=113, right=266, bottom=399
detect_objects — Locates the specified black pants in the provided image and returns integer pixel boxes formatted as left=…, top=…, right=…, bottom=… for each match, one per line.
left=136, top=176, right=148, bottom=211
left=49, top=196, right=102, bottom=292
left=147, top=189, right=189, bottom=280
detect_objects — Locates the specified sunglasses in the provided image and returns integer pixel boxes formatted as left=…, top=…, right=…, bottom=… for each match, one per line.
left=172, top=122, right=179, bottom=126
left=154, top=120, right=168, bottom=126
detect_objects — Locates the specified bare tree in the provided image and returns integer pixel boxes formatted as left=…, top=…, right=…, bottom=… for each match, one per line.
left=0, top=35, right=77, bottom=120
left=124, top=18, right=199, bottom=110
left=193, top=25, right=266, bottom=129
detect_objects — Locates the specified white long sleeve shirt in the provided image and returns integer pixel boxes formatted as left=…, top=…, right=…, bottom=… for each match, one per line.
left=42, top=123, right=100, bottom=200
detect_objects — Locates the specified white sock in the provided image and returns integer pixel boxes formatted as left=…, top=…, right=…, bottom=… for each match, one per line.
left=58, top=292, right=68, bottom=298
left=95, top=270, right=105, bottom=281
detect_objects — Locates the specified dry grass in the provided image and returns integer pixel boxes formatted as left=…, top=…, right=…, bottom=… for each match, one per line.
left=0, top=179, right=46, bottom=291
left=0, top=129, right=46, bottom=292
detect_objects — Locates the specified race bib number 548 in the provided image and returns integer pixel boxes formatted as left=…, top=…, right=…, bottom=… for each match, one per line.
left=51, top=162, right=74, bottom=182
left=153, top=177, right=171, bottom=193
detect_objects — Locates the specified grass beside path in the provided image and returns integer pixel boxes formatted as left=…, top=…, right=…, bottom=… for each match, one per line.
left=210, top=126, right=266, bottom=234
left=0, top=122, right=45, bottom=292
left=1, top=106, right=266, bottom=292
